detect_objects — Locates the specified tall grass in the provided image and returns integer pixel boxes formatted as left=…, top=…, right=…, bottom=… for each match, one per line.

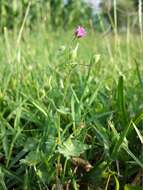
left=0, top=1, right=143, bottom=190
left=138, top=0, right=143, bottom=39
left=0, top=0, right=91, bottom=31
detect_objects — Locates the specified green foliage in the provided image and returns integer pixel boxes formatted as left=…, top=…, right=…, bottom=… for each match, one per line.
left=58, top=138, right=90, bottom=159
left=0, top=24, right=143, bottom=189
left=0, top=0, right=141, bottom=32
left=0, top=0, right=91, bottom=31
left=124, top=184, right=142, bottom=190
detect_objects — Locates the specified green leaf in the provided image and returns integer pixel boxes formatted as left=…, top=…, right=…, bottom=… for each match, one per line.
left=124, top=184, right=142, bottom=190
left=135, top=59, right=143, bottom=92
left=71, top=95, right=76, bottom=131
left=117, top=76, right=128, bottom=126
left=20, top=151, right=40, bottom=166
left=114, top=175, right=120, bottom=190
left=24, top=137, right=39, bottom=152
left=32, top=101, right=47, bottom=117
left=58, top=138, right=90, bottom=159
left=132, top=122, right=143, bottom=144
left=93, top=121, right=110, bottom=157
left=123, top=145, right=143, bottom=168
left=57, top=106, right=70, bottom=115
left=1, top=166, right=23, bottom=183
left=134, top=112, right=143, bottom=126
left=111, top=109, right=131, bottom=159
left=0, top=167, right=7, bottom=190
left=109, top=120, right=143, bottom=168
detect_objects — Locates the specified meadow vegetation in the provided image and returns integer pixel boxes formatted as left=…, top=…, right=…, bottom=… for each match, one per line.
left=0, top=1, right=143, bottom=190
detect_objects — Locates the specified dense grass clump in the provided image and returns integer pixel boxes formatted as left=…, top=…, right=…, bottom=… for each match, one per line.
left=0, top=27, right=143, bottom=190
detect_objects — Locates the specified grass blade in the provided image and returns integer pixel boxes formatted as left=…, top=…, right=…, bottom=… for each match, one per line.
left=114, top=175, right=120, bottom=190
left=117, top=76, right=128, bottom=126
left=132, top=122, right=143, bottom=144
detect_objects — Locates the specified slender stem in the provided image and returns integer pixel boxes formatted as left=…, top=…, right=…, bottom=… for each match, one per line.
left=138, top=0, right=143, bottom=40
left=105, top=174, right=111, bottom=190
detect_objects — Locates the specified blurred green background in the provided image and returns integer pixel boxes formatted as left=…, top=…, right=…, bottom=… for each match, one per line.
left=0, top=0, right=141, bottom=32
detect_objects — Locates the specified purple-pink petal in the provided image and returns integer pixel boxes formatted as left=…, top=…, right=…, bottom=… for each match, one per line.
left=75, top=26, right=87, bottom=38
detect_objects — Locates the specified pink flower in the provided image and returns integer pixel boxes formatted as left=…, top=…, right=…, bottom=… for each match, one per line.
left=75, top=26, right=87, bottom=38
